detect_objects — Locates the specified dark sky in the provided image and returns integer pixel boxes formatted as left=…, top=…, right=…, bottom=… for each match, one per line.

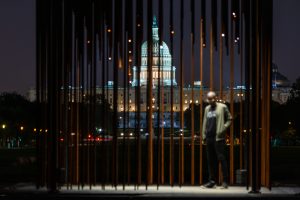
left=0, top=0, right=299, bottom=95
left=273, top=0, right=300, bottom=83
left=0, top=0, right=35, bottom=95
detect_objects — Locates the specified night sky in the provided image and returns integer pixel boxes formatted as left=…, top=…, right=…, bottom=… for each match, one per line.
left=0, top=0, right=299, bottom=95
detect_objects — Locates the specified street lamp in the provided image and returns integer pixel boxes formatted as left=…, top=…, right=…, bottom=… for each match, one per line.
left=18, top=126, right=24, bottom=148
left=2, top=124, right=6, bottom=129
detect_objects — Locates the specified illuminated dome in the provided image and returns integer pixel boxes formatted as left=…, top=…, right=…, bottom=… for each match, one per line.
left=132, top=16, right=177, bottom=87
left=272, top=63, right=290, bottom=88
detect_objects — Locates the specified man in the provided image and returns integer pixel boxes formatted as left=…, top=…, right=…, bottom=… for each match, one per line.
left=202, top=91, right=232, bottom=189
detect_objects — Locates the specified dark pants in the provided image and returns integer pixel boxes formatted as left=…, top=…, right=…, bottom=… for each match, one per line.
left=206, top=138, right=228, bottom=183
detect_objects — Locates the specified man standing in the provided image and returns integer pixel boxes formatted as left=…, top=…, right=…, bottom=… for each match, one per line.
left=202, top=91, right=232, bottom=189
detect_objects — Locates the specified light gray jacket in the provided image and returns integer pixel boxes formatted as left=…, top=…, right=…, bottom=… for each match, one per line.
left=202, top=102, right=232, bottom=141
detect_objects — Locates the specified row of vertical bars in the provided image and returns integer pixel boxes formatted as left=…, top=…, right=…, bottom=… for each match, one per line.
left=36, top=0, right=272, bottom=192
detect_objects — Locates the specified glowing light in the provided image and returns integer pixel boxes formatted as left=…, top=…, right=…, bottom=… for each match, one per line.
left=137, top=24, right=141, bottom=27
left=120, top=133, right=124, bottom=136
left=107, top=29, right=111, bottom=33
left=222, top=33, right=225, bottom=37
left=129, top=50, right=132, bottom=54
left=130, top=133, right=133, bottom=136
left=118, top=59, right=123, bottom=68
left=34, top=128, right=37, bottom=132
left=87, top=40, right=90, bottom=44
left=2, top=124, right=6, bottom=129
left=128, top=39, right=132, bottom=43
left=108, top=57, right=112, bottom=61
left=20, top=126, right=24, bottom=131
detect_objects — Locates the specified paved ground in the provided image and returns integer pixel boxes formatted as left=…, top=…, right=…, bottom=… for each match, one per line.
left=1, top=184, right=300, bottom=199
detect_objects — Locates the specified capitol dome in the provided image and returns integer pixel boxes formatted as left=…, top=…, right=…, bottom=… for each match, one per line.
left=132, top=16, right=177, bottom=87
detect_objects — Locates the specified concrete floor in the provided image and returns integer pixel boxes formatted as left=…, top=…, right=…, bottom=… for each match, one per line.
left=2, top=183, right=300, bottom=199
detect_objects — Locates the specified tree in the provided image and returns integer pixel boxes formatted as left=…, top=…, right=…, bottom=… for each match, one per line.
left=0, top=92, right=37, bottom=147
left=285, top=77, right=300, bottom=138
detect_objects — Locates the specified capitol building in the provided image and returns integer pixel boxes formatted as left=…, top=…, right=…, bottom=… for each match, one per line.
left=132, top=16, right=177, bottom=87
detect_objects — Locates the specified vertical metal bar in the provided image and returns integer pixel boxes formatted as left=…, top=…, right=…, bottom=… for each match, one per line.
left=112, top=0, right=120, bottom=188
left=179, top=0, right=184, bottom=186
left=190, top=0, right=195, bottom=185
left=266, top=1, right=272, bottom=187
left=126, top=0, right=133, bottom=187
left=219, top=34, right=223, bottom=99
left=229, top=4, right=235, bottom=185
left=146, top=0, right=153, bottom=186
left=256, top=0, right=261, bottom=190
left=157, top=0, right=164, bottom=187
left=199, top=0, right=205, bottom=185
left=169, top=0, right=174, bottom=186
left=219, top=0, right=229, bottom=184
left=122, top=0, right=127, bottom=189
left=134, top=0, right=143, bottom=187
left=239, top=13, right=244, bottom=170
left=266, top=0, right=272, bottom=188
left=209, top=0, right=216, bottom=90
left=249, top=0, right=259, bottom=193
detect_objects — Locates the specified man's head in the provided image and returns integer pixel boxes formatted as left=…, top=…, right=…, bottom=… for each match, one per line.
left=207, top=91, right=217, bottom=106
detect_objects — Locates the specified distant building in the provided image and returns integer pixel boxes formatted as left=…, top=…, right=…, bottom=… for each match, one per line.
left=271, top=63, right=292, bottom=104
left=272, top=63, right=290, bottom=88
left=26, top=19, right=293, bottom=128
